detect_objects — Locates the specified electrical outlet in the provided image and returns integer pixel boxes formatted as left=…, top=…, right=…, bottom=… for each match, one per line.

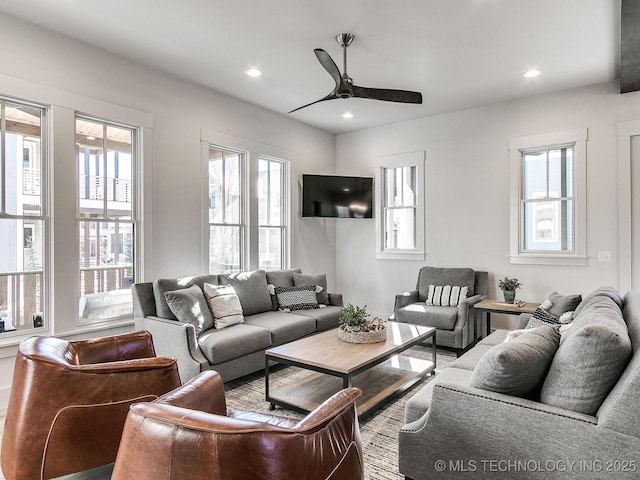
left=597, top=251, right=611, bottom=263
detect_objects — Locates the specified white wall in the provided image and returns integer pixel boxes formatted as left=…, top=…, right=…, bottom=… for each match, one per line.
left=0, top=13, right=336, bottom=408
left=335, top=81, right=640, bottom=327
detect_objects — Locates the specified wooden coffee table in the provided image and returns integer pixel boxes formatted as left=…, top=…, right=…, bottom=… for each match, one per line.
left=265, top=321, right=436, bottom=418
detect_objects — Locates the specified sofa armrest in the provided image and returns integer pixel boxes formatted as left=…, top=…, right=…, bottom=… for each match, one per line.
left=135, top=316, right=208, bottom=383
left=399, top=382, right=640, bottom=480
left=394, top=290, right=419, bottom=311
left=515, top=312, right=532, bottom=329
left=328, top=293, right=343, bottom=307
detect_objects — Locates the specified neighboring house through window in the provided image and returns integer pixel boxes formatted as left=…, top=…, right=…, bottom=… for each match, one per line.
left=509, top=128, right=587, bottom=265
left=376, top=151, right=426, bottom=260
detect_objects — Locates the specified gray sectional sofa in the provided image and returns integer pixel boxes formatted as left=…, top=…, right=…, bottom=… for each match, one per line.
left=132, top=269, right=343, bottom=382
left=399, top=286, right=640, bottom=480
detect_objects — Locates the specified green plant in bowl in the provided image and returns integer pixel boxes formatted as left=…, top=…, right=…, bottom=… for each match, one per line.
left=339, top=304, right=369, bottom=332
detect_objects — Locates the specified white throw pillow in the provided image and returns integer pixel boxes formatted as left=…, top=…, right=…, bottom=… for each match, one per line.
left=426, top=285, right=468, bottom=307
left=204, top=283, right=244, bottom=329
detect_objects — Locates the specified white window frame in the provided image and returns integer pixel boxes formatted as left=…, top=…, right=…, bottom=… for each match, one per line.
left=375, top=151, right=426, bottom=260
left=75, top=114, right=140, bottom=326
left=509, top=128, right=587, bottom=266
left=258, top=155, right=289, bottom=271
left=201, top=130, right=291, bottom=272
left=0, top=96, right=49, bottom=338
left=206, top=145, right=246, bottom=273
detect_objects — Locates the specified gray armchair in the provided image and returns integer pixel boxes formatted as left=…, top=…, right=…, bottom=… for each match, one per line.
left=392, top=267, right=488, bottom=356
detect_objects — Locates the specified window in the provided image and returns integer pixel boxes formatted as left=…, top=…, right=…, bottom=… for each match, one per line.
left=376, top=151, right=425, bottom=260
left=204, top=136, right=290, bottom=274
left=258, top=157, right=287, bottom=270
left=0, top=97, right=47, bottom=333
left=509, top=128, right=587, bottom=265
left=208, top=146, right=244, bottom=273
left=76, top=116, right=138, bottom=323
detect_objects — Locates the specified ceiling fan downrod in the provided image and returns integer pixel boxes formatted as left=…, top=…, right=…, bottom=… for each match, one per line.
left=335, top=33, right=354, bottom=97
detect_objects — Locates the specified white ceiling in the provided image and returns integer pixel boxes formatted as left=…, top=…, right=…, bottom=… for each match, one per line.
left=0, top=0, right=620, bottom=134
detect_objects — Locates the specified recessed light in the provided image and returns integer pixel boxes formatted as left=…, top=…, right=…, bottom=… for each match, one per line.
left=86, top=135, right=96, bottom=140
left=522, top=68, right=542, bottom=78
left=342, top=112, right=353, bottom=119
left=246, top=68, right=262, bottom=77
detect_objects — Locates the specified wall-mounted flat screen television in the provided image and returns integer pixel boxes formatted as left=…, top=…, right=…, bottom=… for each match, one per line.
left=301, top=174, right=373, bottom=218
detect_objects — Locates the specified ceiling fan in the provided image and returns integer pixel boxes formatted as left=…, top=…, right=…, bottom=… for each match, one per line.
left=289, top=33, right=423, bottom=114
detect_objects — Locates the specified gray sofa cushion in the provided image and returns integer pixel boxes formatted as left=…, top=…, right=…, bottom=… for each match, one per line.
left=266, top=268, right=302, bottom=310
left=541, top=303, right=632, bottom=415
left=293, top=273, right=329, bottom=305
left=153, top=274, right=219, bottom=320
left=417, top=267, right=475, bottom=302
left=395, top=303, right=458, bottom=330
left=197, top=323, right=272, bottom=365
left=469, top=325, right=560, bottom=397
left=219, top=270, right=272, bottom=316
left=244, top=311, right=316, bottom=346
left=292, top=305, right=342, bottom=331
left=164, top=284, right=215, bottom=336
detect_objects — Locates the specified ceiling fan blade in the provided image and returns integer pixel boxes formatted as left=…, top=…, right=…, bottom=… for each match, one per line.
left=314, top=48, right=342, bottom=89
left=352, top=85, right=423, bottom=104
left=288, top=92, right=338, bottom=114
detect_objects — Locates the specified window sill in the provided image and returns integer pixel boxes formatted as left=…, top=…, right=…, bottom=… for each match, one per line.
left=376, top=251, right=426, bottom=261
left=509, top=254, right=588, bottom=266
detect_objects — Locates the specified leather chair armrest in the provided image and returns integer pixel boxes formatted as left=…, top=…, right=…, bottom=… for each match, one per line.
left=75, top=356, right=177, bottom=374
left=156, top=370, right=227, bottom=416
left=328, top=293, right=344, bottom=307
left=394, top=290, right=419, bottom=311
left=294, top=387, right=361, bottom=431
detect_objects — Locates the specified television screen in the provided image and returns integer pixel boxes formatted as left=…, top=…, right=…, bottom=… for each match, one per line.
left=301, top=174, right=373, bottom=218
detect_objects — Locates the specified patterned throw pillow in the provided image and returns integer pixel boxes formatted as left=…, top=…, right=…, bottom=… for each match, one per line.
left=275, top=285, right=320, bottom=311
left=526, top=307, right=560, bottom=329
left=426, top=285, right=468, bottom=307
left=203, top=283, right=244, bottom=329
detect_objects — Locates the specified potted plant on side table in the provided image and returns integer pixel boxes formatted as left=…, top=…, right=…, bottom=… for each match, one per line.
left=498, top=276, right=521, bottom=304
left=338, top=304, right=387, bottom=344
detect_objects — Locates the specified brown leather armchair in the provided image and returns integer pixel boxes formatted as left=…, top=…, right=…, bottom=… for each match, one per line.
left=112, top=371, right=364, bottom=480
left=1, top=331, right=181, bottom=480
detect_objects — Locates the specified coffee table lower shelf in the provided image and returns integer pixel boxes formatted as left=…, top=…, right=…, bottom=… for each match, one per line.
left=267, top=355, right=435, bottom=418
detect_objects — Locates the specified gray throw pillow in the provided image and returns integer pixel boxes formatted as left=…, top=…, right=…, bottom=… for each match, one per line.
left=203, top=283, right=244, bottom=329
left=153, top=274, right=219, bottom=320
left=219, top=270, right=272, bottom=316
left=469, top=325, right=561, bottom=397
left=164, top=285, right=214, bottom=336
left=540, top=322, right=632, bottom=415
left=546, top=291, right=582, bottom=318
left=293, top=273, right=329, bottom=305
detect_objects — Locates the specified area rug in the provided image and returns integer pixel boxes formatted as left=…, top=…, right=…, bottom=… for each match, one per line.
left=224, top=345, right=456, bottom=480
